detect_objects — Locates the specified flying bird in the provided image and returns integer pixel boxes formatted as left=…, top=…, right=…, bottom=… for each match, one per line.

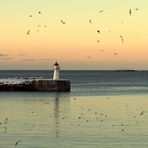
left=97, top=40, right=100, bottom=43
left=129, top=9, right=132, bottom=16
left=139, top=111, right=145, bottom=116
left=114, top=53, right=118, bottom=55
left=26, top=30, right=30, bottom=35
left=99, top=10, right=104, bottom=13
left=120, top=35, right=124, bottom=43
left=61, top=20, right=66, bottom=24
left=15, top=140, right=21, bottom=146
left=29, top=15, right=32, bottom=17
left=97, top=30, right=100, bottom=34
left=135, top=8, right=139, bottom=11
left=87, top=56, right=92, bottom=59
left=89, top=20, right=92, bottom=24
left=38, top=11, right=41, bottom=14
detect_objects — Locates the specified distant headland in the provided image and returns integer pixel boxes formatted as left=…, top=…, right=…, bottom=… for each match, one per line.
left=114, top=69, right=138, bottom=72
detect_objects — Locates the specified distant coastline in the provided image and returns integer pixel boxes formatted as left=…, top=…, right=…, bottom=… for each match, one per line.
left=114, top=69, right=138, bottom=72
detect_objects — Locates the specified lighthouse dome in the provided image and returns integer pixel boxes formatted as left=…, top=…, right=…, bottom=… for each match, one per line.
left=54, top=61, right=59, bottom=66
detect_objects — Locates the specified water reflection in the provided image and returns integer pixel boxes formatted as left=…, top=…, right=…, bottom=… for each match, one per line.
left=54, top=94, right=60, bottom=137
left=0, top=92, right=71, bottom=137
left=53, top=93, right=70, bottom=137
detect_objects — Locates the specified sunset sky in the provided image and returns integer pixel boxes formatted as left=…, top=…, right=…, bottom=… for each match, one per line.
left=0, top=0, right=148, bottom=70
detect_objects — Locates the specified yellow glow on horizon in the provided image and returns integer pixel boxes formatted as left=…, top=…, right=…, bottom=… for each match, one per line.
left=0, top=0, right=148, bottom=70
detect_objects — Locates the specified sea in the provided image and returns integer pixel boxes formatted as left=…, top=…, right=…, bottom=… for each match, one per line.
left=0, top=70, right=148, bottom=148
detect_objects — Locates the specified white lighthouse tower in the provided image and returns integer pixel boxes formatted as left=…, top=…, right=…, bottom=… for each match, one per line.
left=53, top=61, right=60, bottom=80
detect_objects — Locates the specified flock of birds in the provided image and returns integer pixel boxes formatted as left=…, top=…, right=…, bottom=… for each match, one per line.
left=0, top=7, right=142, bottom=146
left=86, top=8, right=139, bottom=57
left=25, top=8, right=139, bottom=58
left=59, top=97, right=146, bottom=133
left=0, top=96, right=146, bottom=146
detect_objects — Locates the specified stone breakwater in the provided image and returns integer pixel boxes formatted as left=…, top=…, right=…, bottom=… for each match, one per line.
left=0, top=78, right=70, bottom=92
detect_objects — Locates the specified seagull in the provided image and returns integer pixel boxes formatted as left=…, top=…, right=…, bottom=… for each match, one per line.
left=139, top=111, right=145, bottom=116
left=26, top=30, right=30, bottom=35
left=3, top=121, right=7, bottom=124
left=61, top=20, right=66, bottom=24
left=135, top=8, right=139, bottom=11
left=121, top=129, right=124, bottom=132
left=89, top=20, right=92, bottom=24
left=129, top=9, right=132, bottom=16
left=87, top=56, right=92, bottom=59
left=38, top=11, right=41, bottom=14
left=99, top=10, right=104, bottom=13
left=97, top=30, right=100, bottom=34
left=120, top=35, right=124, bottom=43
left=78, top=116, right=81, bottom=119
left=15, top=140, right=21, bottom=146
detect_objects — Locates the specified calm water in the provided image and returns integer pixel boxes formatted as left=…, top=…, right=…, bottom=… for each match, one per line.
left=0, top=70, right=148, bottom=96
left=0, top=71, right=148, bottom=148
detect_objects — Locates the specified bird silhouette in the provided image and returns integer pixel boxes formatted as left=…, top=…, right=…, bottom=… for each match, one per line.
left=139, top=111, right=145, bottom=116
left=26, top=30, right=30, bottom=35
left=120, top=35, right=124, bottom=43
left=121, top=129, right=124, bottom=132
left=61, top=20, right=66, bottom=24
left=89, top=20, right=92, bottom=24
left=87, top=56, right=92, bottom=59
left=97, top=30, right=100, bottom=34
left=29, top=15, right=32, bottom=17
left=129, top=9, right=132, bottom=16
left=99, top=10, right=104, bottom=13
left=38, top=11, right=41, bottom=14
left=15, top=140, right=21, bottom=146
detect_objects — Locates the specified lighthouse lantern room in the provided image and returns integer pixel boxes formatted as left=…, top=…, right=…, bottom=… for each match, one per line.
left=53, top=61, right=60, bottom=80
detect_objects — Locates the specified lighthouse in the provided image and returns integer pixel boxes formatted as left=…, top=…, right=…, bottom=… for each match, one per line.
left=53, top=61, right=60, bottom=80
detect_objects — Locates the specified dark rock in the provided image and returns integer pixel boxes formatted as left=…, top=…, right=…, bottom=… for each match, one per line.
left=0, top=79, right=70, bottom=92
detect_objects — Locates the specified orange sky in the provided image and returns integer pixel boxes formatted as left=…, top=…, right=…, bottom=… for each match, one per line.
left=0, top=0, right=148, bottom=70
